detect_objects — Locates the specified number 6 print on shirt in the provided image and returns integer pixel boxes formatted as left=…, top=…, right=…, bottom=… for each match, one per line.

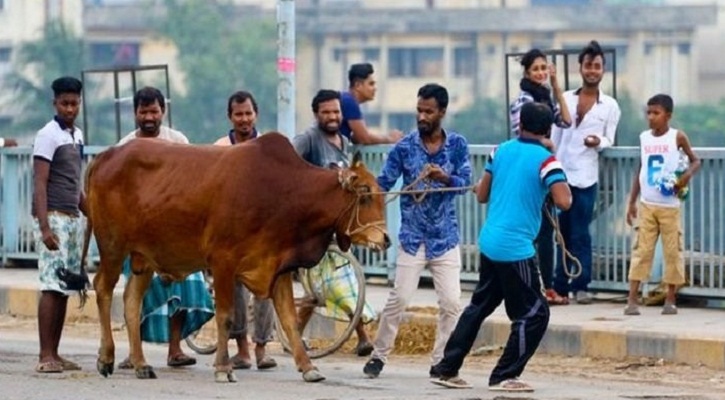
left=647, top=154, right=664, bottom=186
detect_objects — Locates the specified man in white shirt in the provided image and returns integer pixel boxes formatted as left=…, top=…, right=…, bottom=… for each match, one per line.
left=551, top=40, right=621, bottom=304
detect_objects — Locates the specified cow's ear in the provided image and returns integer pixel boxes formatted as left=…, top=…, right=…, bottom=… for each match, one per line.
left=338, top=169, right=358, bottom=190
left=336, top=233, right=351, bottom=252
left=351, top=151, right=363, bottom=168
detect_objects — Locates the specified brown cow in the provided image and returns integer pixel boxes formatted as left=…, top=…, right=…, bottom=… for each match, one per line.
left=83, top=132, right=389, bottom=383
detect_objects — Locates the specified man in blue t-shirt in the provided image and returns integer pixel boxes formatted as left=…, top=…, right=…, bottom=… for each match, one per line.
left=340, top=63, right=402, bottom=144
left=430, top=102, right=572, bottom=393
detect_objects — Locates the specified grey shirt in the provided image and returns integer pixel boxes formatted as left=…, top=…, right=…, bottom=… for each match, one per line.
left=32, top=118, right=84, bottom=216
left=292, top=125, right=350, bottom=168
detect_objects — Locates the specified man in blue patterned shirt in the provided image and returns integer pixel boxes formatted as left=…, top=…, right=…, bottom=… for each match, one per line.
left=363, top=83, right=472, bottom=379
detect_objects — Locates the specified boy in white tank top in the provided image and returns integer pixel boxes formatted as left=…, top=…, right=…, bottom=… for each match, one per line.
left=624, top=94, right=700, bottom=316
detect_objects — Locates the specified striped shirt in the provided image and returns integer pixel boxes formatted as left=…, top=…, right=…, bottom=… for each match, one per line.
left=509, top=90, right=570, bottom=136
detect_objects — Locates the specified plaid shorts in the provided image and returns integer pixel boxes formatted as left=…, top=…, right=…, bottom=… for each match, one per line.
left=33, top=213, right=83, bottom=295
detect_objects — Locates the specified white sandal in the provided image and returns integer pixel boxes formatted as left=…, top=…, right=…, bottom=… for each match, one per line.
left=488, top=378, right=534, bottom=392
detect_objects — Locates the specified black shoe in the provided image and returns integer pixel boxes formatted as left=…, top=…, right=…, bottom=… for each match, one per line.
left=429, top=365, right=442, bottom=378
left=363, top=358, right=384, bottom=378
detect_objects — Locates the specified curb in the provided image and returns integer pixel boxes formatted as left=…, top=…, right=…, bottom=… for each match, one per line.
left=404, top=313, right=725, bottom=370
left=3, top=283, right=723, bottom=370
left=0, top=285, right=125, bottom=324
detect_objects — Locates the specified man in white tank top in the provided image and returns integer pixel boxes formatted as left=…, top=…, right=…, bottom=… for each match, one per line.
left=624, top=94, right=700, bottom=316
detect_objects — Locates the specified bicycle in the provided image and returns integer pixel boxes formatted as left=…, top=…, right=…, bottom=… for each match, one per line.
left=185, top=244, right=367, bottom=359
left=184, top=270, right=217, bottom=355
left=275, top=243, right=367, bottom=359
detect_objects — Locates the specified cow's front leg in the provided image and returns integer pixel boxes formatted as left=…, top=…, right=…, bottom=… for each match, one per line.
left=212, top=269, right=236, bottom=383
left=93, top=256, right=123, bottom=377
left=124, top=266, right=155, bottom=379
left=273, top=273, right=325, bottom=382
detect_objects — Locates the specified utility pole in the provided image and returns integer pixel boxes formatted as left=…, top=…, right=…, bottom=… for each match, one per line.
left=277, top=0, right=296, bottom=139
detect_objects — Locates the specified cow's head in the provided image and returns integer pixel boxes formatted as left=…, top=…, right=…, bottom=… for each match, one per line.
left=335, top=151, right=390, bottom=252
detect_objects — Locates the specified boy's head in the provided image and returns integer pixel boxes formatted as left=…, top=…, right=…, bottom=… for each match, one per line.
left=646, top=94, right=674, bottom=131
left=51, top=77, right=83, bottom=127
left=520, top=102, right=554, bottom=137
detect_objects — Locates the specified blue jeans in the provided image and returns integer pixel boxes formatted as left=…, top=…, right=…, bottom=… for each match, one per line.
left=554, top=184, right=597, bottom=295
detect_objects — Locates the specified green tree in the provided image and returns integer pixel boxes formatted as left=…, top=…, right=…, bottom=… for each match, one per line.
left=156, top=0, right=277, bottom=143
left=672, top=99, right=725, bottom=147
left=451, top=97, right=508, bottom=145
left=613, top=90, right=646, bottom=147
left=3, top=22, right=85, bottom=137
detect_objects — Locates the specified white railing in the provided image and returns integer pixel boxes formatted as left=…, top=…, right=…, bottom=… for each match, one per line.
left=2, top=145, right=724, bottom=298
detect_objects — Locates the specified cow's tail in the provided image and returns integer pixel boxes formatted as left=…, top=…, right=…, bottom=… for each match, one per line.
left=77, top=156, right=105, bottom=308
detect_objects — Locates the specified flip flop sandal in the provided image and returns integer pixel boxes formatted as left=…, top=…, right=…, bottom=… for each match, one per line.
left=35, top=361, right=63, bottom=373
left=167, top=354, right=197, bottom=367
left=256, top=356, right=277, bottom=370
left=59, top=357, right=82, bottom=371
left=488, top=378, right=534, bottom=392
left=230, top=355, right=252, bottom=370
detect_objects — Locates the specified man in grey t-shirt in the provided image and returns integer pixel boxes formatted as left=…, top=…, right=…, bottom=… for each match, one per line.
left=292, top=90, right=376, bottom=357
left=293, top=90, right=350, bottom=169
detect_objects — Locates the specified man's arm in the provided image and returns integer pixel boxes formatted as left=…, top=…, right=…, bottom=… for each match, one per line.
left=540, top=155, right=571, bottom=210
left=476, top=171, right=492, bottom=204
left=348, top=119, right=402, bottom=145
left=428, top=137, right=472, bottom=189
left=292, top=133, right=313, bottom=163
left=676, top=130, right=700, bottom=187
left=0, top=138, right=18, bottom=147
left=597, top=101, right=621, bottom=150
left=626, top=163, right=641, bottom=226
left=549, top=182, right=572, bottom=211
left=33, top=159, right=59, bottom=250
left=376, top=145, right=403, bottom=192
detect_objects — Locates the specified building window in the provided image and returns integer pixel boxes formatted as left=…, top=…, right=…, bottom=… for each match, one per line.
left=388, top=113, right=416, bottom=132
left=364, top=112, right=382, bottom=129
left=388, top=47, right=444, bottom=78
left=603, top=44, right=627, bottom=73
left=0, top=47, right=11, bottom=76
left=363, top=48, right=380, bottom=62
left=678, top=43, right=691, bottom=55
left=453, top=47, right=475, bottom=77
left=0, top=47, right=10, bottom=63
left=90, top=42, right=140, bottom=67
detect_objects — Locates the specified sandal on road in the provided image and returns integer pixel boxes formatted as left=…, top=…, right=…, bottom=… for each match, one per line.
left=430, top=375, right=473, bottom=389
left=231, top=355, right=252, bottom=370
left=59, top=357, right=82, bottom=371
left=35, top=361, right=63, bottom=373
left=489, top=378, right=534, bottom=392
left=545, top=289, right=569, bottom=306
left=256, top=356, right=277, bottom=370
left=167, top=354, right=196, bottom=367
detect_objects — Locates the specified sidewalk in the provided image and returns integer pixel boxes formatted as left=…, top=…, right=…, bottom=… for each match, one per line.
left=2, top=267, right=724, bottom=369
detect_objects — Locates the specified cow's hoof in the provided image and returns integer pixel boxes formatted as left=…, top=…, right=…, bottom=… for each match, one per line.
left=215, top=370, right=237, bottom=383
left=302, top=368, right=326, bottom=382
left=97, top=360, right=114, bottom=377
left=135, top=366, right=157, bottom=379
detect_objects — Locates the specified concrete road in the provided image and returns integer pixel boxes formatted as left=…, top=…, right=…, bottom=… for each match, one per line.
left=1, top=325, right=721, bottom=400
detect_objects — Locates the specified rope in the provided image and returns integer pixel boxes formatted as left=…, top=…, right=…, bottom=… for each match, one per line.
left=368, top=168, right=581, bottom=280
left=380, top=165, right=476, bottom=204
left=543, top=203, right=582, bottom=279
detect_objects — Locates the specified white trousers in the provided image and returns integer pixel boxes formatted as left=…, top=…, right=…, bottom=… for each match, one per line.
left=371, top=245, right=462, bottom=365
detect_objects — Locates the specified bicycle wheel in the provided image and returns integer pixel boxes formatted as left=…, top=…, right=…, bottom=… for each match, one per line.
left=185, top=271, right=218, bottom=355
left=276, top=244, right=367, bottom=359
